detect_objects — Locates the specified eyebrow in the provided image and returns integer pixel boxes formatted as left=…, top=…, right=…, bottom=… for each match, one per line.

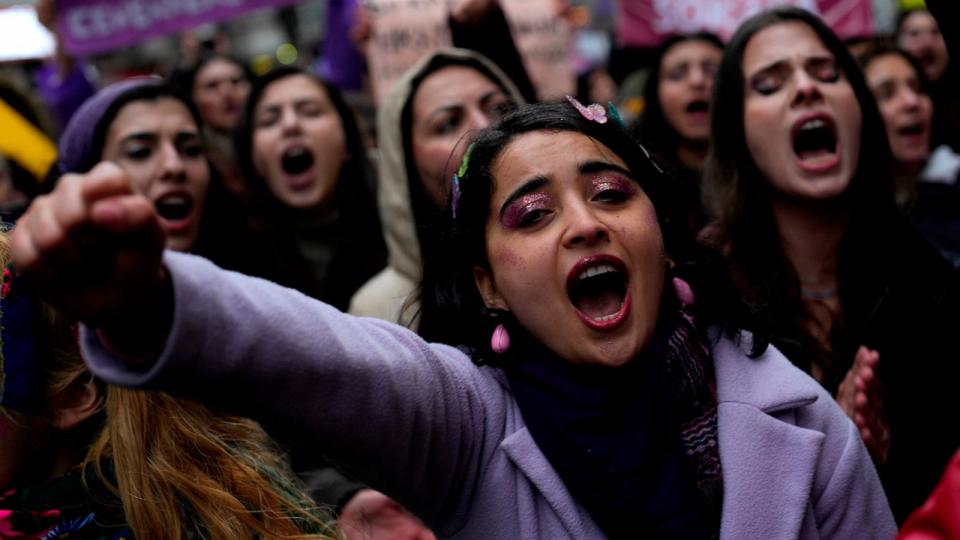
left=497, top=160, right=631, bottom=217
left=478, top=89, right=507, bottom=108
left=120, top=132, right=157, bottom=144
left=258, top=97, right=320, bottom=113
left=120, top=130, right=200, bottom=144
left=423, top=103, right=462, bottom=127
left=748, top=54, right=836, bottom=78
left=424, top=90, right=507, bottom=126
left=579, top=160, right=631, bottom=177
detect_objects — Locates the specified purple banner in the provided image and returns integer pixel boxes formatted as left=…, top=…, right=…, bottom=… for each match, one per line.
left=57, top=0, right=301, bottom=56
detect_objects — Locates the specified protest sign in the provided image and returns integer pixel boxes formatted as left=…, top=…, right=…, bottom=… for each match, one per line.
left=500, top=0, right=573, bottom=100
left=366, top=0, right=572, bottom=103
left=616, top=0, right=874, bottom=47
left=57, top=0, right=302, bottom=56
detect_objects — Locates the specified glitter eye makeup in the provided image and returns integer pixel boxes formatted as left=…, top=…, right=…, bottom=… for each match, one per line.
left=501, top=191, right=553, bottom=229
left=590, top=175, right=637, bottom=201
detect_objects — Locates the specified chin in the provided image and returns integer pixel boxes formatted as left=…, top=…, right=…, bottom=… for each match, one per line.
left=166, top=234, right=198, bottom=253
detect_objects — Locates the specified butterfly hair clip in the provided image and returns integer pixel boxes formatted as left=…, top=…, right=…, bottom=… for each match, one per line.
left=566, top=95, right=608, bottom=124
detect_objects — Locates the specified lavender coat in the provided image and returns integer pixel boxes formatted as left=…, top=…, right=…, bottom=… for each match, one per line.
left=82, top=253, right=896, bottom=539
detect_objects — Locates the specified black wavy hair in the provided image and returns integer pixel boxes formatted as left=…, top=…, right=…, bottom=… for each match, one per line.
left=418, top=101, right=764, bottom=364
left=635, top=32, right=724, bottom=164
left=702, top=7, right=901, bottom=387
left=895, top=8, right=932, bottom=41
left=857, top=41, right=934, bottom=197
left=399, top=55, right=521, bottom=285
left=83, top=81, right=252, bottom=272
left=232, top=66, right=387, bottom=308
left=234, top=66, right=374, bottom=214
left=169, top=52, right=252, bottom=105
left=857, top=42, right=933, bottom=96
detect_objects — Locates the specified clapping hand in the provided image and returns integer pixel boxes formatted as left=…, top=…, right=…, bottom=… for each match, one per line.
left=837, top=346, right=890, bottom=463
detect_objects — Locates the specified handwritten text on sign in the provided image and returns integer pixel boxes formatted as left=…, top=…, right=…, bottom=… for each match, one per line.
left=366, top=0, right=572, bottom=103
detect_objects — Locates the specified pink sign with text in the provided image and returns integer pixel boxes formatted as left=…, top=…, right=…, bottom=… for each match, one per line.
left=616, top=0, right=874, bottom=47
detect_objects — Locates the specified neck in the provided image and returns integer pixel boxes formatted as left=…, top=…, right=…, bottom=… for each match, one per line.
left=676, top=140, right=708, bottom=171
left=895, top=158, right=925, bottom=180
left=770, top=197, right=849, bottom=288
left=894, top=160, right=923, bottom=208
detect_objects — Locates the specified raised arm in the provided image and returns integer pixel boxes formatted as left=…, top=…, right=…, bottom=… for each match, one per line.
left=11, top=164, right=491, bottom=530
left=84, top=251, right=489, bottom=523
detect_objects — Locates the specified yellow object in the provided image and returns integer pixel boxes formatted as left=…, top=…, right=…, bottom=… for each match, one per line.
left=0, top=99, right=56, bottom=181
left=899, top=0, right=926, bottom=11
left=276, top=43, right=298, bottom=65
left=251, top=54, right=274, bottom=76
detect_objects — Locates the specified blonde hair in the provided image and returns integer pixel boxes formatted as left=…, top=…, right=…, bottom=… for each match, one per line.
left=87, top=392, right=335, bottom=539
left=0, top=233, right=336, bottom=539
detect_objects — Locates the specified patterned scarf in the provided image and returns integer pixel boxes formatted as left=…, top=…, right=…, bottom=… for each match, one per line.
left=664, top=277, right=723, bottom=532
left=0, top=462, right=130, bottom=539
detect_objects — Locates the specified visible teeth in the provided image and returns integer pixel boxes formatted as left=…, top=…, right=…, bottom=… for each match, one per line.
left=593, top=310, right=621, bottom=322
left=800, top=118, right=826, bottom=130
left=160, top=195, right=188, bottom=205
left=577, top=264, right=618, bottom=281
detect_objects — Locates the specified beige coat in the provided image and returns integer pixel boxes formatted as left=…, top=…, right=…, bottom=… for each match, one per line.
left=348, top=48, right=525, bottom=328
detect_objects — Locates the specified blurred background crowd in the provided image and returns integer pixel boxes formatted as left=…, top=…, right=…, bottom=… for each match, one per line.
left=2, top=0, right=960, bottom=538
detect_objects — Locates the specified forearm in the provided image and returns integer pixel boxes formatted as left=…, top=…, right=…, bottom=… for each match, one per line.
left=80, top=251, right=487, bottom=523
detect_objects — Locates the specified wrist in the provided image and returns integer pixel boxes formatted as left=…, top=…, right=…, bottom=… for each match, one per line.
left=94, top=265, right=173, bottom=363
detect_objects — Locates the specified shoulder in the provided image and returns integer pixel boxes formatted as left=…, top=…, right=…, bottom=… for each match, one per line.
left=712, top=332, right=855, bottom=452
left=713, top=333, right=824, bottom=413
left=349, top=268, right=418, bottom=320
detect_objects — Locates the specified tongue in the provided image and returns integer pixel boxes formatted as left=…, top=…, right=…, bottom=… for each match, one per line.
left=577, top=289, right=623, bottom=319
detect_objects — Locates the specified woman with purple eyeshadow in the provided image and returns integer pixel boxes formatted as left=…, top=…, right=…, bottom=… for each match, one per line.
left=10, top=99, right=893, bottom=539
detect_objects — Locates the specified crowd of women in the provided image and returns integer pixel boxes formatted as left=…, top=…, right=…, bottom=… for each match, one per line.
left=2, top=1, right=959, bottom=538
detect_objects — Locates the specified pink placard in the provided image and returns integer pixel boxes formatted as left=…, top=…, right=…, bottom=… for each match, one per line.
left=500, top=0, right=574, bottom=101
left=57, top=0, right=302, bottom=56
left=366, top=0, right=573, bottom=103
left=616, top=0, right=874, bottom=47
left=366, top=0, right=453, bottom=103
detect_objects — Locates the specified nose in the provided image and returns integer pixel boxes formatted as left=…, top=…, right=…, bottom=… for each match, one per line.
left=280, top=106, right=301, bottom=134
left=688, top=66, right=708, bottom=89
left=791, top=69, right=823, bottom=107
left=562, top=202, right=609, bottom=249
left=466, top=107, right=493, bottom=132
left=900, top=87, right=921, bottom=110
left=160, top=141, right=186, bottom=182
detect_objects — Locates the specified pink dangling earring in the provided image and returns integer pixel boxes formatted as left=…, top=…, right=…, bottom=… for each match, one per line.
left=672, top=277, right=695, bottom=307
left=491, top=324, right=510, bottom=354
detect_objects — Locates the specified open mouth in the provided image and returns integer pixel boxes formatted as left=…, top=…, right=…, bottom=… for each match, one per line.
left=792, top=115, right=838, bottom=168
left=686, top=100, right=709, bottom=114
left=567, top=255, right=630, bottom=330
left=898, top=122, right=926, bottom=136
left=154, top=193, right=194, bottom=222
left=281, top=146, right=315, bottom=176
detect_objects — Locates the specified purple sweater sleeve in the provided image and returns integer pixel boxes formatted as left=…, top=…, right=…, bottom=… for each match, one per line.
left=81, top=251, right=492, bottom=527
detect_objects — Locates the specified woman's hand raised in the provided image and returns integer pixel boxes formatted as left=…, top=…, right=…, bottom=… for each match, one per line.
left=10, top=162, right=172, bottom=360
left=837, top=346, right=890, bottom=464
